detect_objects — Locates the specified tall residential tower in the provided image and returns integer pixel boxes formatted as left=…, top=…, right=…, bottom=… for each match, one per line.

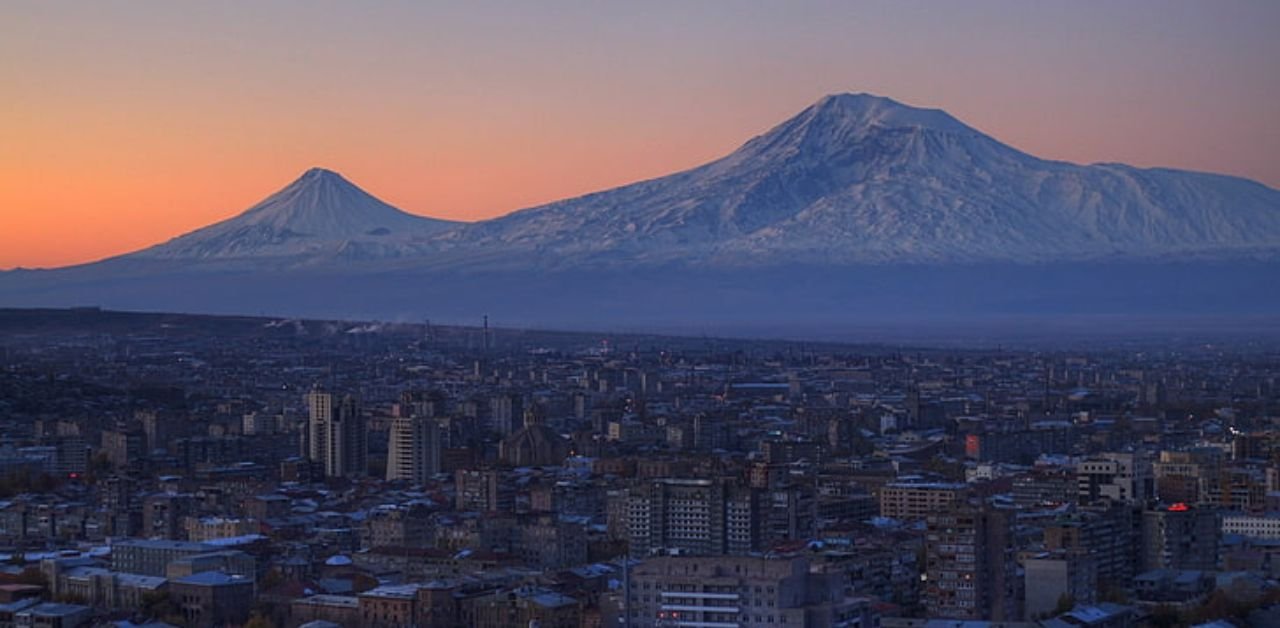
left=306, top=389, right=366, bottom=478
left=386, top=415, right=441, bottom=484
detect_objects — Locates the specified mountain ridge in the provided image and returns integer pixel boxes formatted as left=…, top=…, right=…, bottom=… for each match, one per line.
left=129, top=167, right=458, bottom=261
left=419, top=93, right=1280, bottom=267
left=39, top=92, right=1280, bottom=269
left=2, top=92, right=1279, bottom=333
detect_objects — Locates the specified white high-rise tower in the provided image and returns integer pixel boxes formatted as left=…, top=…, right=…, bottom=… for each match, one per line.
left=386, top=415, right=441, bottom=484
left=306, top=389, right=366, bottom=478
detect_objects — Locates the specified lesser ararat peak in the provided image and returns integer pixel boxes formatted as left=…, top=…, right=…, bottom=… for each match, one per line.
left=128, top=167, right=458, bottom=260
left=299, top=167, right=344, bottom=180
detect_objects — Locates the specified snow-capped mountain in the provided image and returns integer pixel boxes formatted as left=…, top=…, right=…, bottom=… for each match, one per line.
left=430, top=93, right=1280, bottom=266
left=96, top=94, right=1280, bottom=268
left=3, top=93, right=1279, bottom=335
left=132, top=167, right=457, bottom=261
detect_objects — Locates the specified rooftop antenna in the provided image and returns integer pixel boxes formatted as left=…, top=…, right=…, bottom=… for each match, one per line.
left=483, top=314, right=491, bottom=351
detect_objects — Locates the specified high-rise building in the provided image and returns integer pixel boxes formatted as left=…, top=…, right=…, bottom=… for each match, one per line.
left=305, top=391, right=330, bottom=463
left=306, top=389, right=366, bottom=478
left=627, top=478, right=723, bottom=558
left=487, top=393, right=523, bottom=437
left=101, top=429, right=146, bottom=469
left=621, top=477, right=802, bottom=558
left=924, top=504, right=1019, bottom=621
left=1044, top=503, right=1138, bottom=589
left=622, top=478, right=737, bottom=557
left=386, top=416, right=441, bottom=484
left=53, top=434, right=88, bottom=477
left=1140, top=503, right=1220, bottom=572
left=137, top=409, right=167, bottom=453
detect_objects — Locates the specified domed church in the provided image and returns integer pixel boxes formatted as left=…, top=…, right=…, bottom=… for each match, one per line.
left=499, top=405, right=570, bottom=467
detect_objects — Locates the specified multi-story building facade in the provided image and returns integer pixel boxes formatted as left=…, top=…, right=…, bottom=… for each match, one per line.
left=183, top=516, right=257, bottom=542
left=1044, top=504, right=1138, bottom=589
left=1153, top=450, right=1218, bottom=504
left=455, top=468, right=510, bottom=513
left=628, top=478, right=727, bottom=557
left=306, top=389, right=366, bottom=478
left=923, top=505, right=1018, bottom=621
left=1077, top=452, right=1153, bottom=506
left=110, top=539, right=215, bottom=577
left=386, top=415, right=441, bottom=484
left=625, top=478, right=775, bottom=558
left=1023, top=550, right=1096, bottom=619
left=141, top=493, right=194, bottom=540
left=1222, top=512, right=1280, bottom=539
left=627, top=555, right=876, bottom=628
left=170, top=571, right=254, bottom=628
left=1141, top=503, right=1220, bottom=572
left=879, top=481, right=968, bottom=521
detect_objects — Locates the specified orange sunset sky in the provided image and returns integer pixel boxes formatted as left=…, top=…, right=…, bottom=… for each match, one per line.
left=3, top=1, right=1278, bottom=269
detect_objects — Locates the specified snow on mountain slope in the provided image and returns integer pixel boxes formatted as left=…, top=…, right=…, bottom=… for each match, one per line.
left=4, top=94, right=1280, bottom=328
left=131, top=168, right=457, bottom=261
left=427, top=93, right=1280, bottom=266
left=19, top=94, right=1280, bottom=273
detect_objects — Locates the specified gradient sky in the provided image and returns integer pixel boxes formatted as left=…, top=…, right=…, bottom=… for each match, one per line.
left=3, top=1, right=1278, bottom=269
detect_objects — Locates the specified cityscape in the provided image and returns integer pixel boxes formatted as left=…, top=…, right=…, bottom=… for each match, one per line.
left=3, top=2, right=1279, bottom=627
left=0, top=309, right=1277, bottom=627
